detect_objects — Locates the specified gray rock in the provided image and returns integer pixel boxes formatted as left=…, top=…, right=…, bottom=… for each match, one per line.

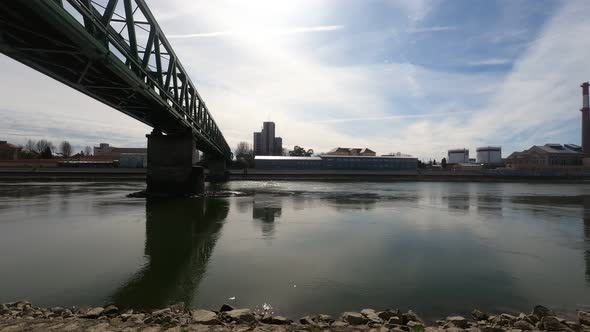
left=542, top=316, right=574, bottom=331
left=342, top=312, right=369, bottom=325
left=332, top=321, right=349, bottom=327
left=403, top=311, right=422, bottom=324
left=480, top=327, right=505, bottom=332
left=379, top=310, right=401, bottom=321
left=388, top=324, right=410, bottom=331
left=388, top=316, right=402, bottom=325
left=314, top=314, right=335, bottom=324
left=191, top=309, right=219, bottom=325
left=224, top=309, right=256, bottom=323
left=51, top=307, right=65, bottom=315
left=500, top=314, right=517, bottom=322
left=564, top=321, right=581, bottom=331
left=261, top=316, right=291, bottom=325
left=490, top=315, right=513, bottom=327
left=152, top=308, right=171, bottom=316
left=579, top=311, right=590, bottom=326
left=81, top=307, right=104, bottom=318
left=299, top=316, right=316, bottom=325
left=513, top=320, right=535, bottom=330
left=130, top=313, right=145, bottom=323
left=120, top=313, right=133, bottom=322
left=532, top=305, right=555, bottom=319
left=102, top=305, right=118, bottom=316
left=219, top=304, right=235, bottom=312
left=447, top=316, right=470, bottom=329
left=362, top=309, right=384, bottom=324
left=472, top=310, right=489, bottom=321
left=14, top=301, right=31, bottom=310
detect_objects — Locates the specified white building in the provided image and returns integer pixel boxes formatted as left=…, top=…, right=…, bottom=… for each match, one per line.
left=476, top=146, right=502, bottom=164
left=448, top=149, right=469, bottom=164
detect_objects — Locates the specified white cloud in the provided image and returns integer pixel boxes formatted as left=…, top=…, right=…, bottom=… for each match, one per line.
left=168, top=25, right=344, bottom=39
left=467, top=58, right=512, bottom=66
left=407, top=26, right=456, bottom=33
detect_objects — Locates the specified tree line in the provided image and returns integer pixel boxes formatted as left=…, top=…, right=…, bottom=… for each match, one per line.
left=19, top=139, right=92, bottom=159
left=232, top=141, right=314, bottom=168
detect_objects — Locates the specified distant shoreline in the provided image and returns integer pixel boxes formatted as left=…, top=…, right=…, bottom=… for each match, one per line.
left=1, top=168, right=590, bottom=183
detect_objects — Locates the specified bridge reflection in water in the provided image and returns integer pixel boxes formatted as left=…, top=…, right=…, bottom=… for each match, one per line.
left=110, top=197, right=229, bottom=308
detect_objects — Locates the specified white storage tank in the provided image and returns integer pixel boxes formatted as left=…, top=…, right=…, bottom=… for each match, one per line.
left=448, top=149, right=469, bottom=164
left=476, top=146, right=502, bottom=164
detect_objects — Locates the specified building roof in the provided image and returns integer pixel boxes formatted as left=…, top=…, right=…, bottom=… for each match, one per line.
left=326, top=147, right=376, bottom=154
left=255, top=156, right=322, bottom=161
left=448, top=148, right=468, bottom=153
left=0, top=141, right=20, bottom=150
left=507, top=143, right=584, bottom=159
left=476, top=146, right=501, bottom=151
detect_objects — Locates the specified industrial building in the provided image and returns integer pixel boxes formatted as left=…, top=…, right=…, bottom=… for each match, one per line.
left=505, top=144, right=583, bottom=169
left=93, top=143, right=146, bottom=159
left=255, top=154, right=417, bottom=170
left=505, top=82, right=589, bottom=169
left=448, top=149, right=469, bottom=164
left=253, top=122, right=283, bottom=156
left=476, top=146, right=502, bottom=164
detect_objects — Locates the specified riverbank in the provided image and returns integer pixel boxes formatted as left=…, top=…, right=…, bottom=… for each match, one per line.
left=0, top=302, right=589, bottom=332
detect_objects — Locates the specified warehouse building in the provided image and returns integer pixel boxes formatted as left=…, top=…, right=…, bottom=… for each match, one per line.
left=505, top=144, right=583, bottom=169
left=255, top=154, right=417, bottom=170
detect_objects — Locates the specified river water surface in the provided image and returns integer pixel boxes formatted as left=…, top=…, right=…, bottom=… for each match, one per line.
left=0, top=180, right=589, bottom=320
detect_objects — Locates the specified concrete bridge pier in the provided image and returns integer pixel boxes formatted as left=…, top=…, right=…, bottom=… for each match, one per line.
left=146, top=130, right=204, bottom=195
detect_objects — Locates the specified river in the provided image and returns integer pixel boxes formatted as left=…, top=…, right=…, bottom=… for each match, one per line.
left=0, top=180, right=589, bottom=320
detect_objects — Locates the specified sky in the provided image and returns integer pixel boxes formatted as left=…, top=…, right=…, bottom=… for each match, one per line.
left=1, top=0, right=590, bottom=160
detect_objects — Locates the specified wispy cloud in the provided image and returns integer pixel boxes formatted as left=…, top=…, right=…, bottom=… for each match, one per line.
left=168, top=25, right=344, bottom=39
left=467, top=58, right=512, bottom=66
left=311, top=111, right=476, bottom=124
left=407, top=26, right=456, bottom=33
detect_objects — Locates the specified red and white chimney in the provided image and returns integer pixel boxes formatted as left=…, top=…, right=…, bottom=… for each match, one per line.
left=581, top=82, right=590, bottom=157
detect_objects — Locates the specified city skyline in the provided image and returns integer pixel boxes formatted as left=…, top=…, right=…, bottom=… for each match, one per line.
left=1, top=0, right=590, bottom=160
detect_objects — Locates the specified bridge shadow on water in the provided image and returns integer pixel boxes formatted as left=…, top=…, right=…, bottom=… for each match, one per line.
left=109, top=196, right=229, bottom=309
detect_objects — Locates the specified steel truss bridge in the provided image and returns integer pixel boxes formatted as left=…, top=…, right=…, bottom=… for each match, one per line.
left=0, top=0, right=231, bottom=160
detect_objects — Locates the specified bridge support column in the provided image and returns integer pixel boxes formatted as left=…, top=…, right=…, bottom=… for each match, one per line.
left=208, top=159, right=229, bottom=182
left=146, top=130, right=204, bottom=195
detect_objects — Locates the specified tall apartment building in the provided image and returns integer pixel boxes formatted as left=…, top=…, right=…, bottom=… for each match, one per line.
left=253, top=122, right=283, bottom=156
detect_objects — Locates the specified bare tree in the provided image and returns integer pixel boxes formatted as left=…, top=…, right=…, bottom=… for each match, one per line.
left=35, top=140, right=54, bottom=154
left=234, top=141, right=254, bottom=168
left=25, top=139, right=36, bottom=152
left=84, top=146, right=92, bottom=156
left=234, top=141, right=252, bottom=158
left=60, top=141, right=72, bottom=158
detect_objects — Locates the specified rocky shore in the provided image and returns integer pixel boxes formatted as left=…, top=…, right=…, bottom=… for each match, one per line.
left=0, top=302, right=589, bottom=332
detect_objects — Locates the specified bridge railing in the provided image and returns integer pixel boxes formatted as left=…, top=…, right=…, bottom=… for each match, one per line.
left=59, top=0, right=231, bottom=159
